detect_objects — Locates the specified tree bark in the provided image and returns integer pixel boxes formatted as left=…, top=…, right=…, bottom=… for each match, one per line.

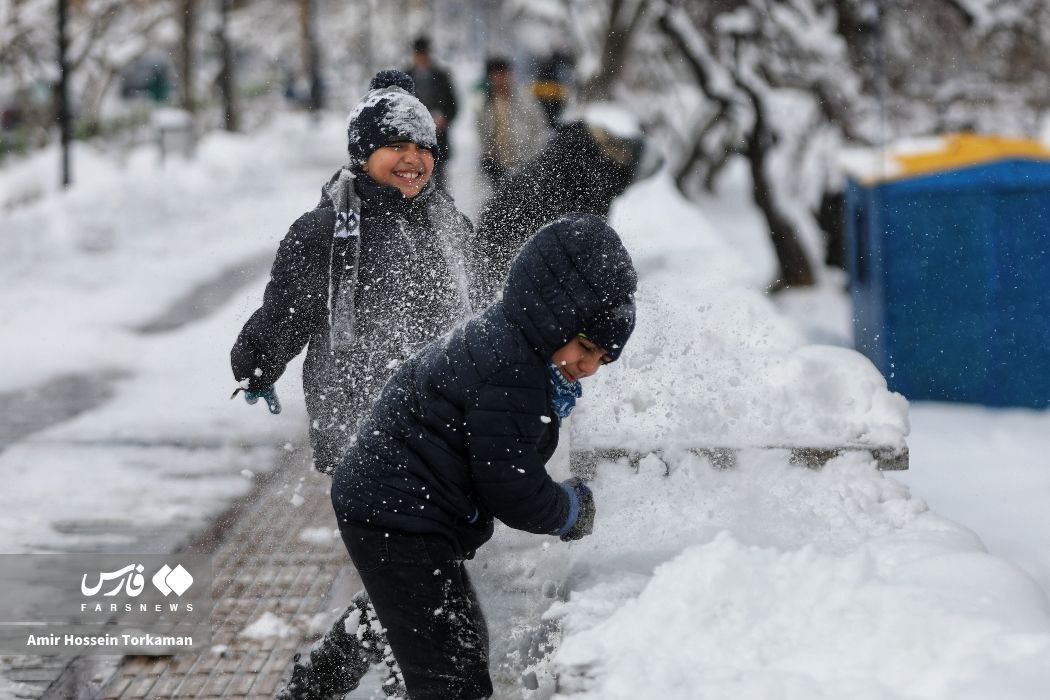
left=216, top=0, right=238, bottom=131
left=297, top=0, right=323, bottom=111
left=57, top=0, right=72, bottom=187
left=179, top=0, right=196, bottom=113
left=657, top=10, right=736, bottom=192
left=579, top=0, right=650, bottom=101
left=739, top=82, right=815, bottom=291
left=659, top=7, right=814, bottom=290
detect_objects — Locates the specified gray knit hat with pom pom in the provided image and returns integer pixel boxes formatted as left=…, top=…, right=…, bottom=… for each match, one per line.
left=346, top=70, right=437, bottom=165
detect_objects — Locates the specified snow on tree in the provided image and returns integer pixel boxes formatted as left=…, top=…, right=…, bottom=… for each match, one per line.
left=3, top=0, right=183, bottom=140
left=1, top=0, right=438, bottom=153
left=652, top=0, right=873, bottom=290
left=508, top=0, right=1049, bottom=291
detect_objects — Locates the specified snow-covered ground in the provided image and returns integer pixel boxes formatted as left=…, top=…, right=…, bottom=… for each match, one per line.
left=896, top=404, right=1050, bottom=594
left=0, top=113, right=339, bottom=552
left=2, top=103, right=1049, bottom=699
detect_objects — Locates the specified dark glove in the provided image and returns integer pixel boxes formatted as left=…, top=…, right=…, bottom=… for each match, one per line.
left=230, top=386, right=282, bottom=414
left=558, top=477, right=595, bottom=542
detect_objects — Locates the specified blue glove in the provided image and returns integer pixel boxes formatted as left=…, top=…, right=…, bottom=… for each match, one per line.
left=557, top=478, right=595, bottom=542
left=231, top=386, right=281, bottom=414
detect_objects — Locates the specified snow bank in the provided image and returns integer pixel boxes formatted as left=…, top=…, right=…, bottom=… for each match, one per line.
left=474, top=451, right=1050, bottom=699
left=552, top=529, right=1050, bottom=699
left=898, top=403, right=1050, bottom=595
left=469, top=171, right=1038, bottom=699
left=572, top=172, right=908, bottom=453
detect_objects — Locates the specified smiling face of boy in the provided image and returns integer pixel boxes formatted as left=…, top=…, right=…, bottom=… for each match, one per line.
left=364, top=141, right=434, bottom=198
left=551, top=336, right=611, bottom=383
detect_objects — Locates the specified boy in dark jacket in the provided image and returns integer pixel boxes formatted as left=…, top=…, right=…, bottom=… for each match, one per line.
left=302, top=213, right=637, bottom=699
left=231, top=70, right=473, bottom=475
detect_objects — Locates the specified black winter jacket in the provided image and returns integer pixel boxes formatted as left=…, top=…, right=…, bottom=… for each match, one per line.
left=231, top=173, right=473, bottom=473
left=331, top=213, right=637, bottom=556
left=471, top=121, right=638, bottom=303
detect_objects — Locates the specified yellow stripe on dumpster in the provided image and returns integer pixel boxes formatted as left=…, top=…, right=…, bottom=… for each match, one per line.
left=892, top=133, right=1050, bottom=180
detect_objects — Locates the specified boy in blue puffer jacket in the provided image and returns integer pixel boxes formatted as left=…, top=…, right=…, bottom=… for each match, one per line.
left=282, top=213, right=636, bottom=699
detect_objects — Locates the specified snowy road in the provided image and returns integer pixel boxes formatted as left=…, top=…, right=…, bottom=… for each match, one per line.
left=0, top=371, right=122, bottom=452
left=0, top=116, right=336, bottom=557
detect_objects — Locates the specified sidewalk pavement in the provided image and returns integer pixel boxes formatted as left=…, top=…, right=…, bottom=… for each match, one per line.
left=18, top=445, right=384, bottom=700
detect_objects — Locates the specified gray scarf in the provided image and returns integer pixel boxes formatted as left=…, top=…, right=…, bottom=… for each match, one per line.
left=324, top=167, right=364, bottom=351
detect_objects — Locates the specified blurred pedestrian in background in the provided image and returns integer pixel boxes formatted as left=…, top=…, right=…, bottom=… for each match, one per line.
left=470, top=113, right=660, bottom=305
left=476, top=56, right=548, bottom=187
left=405, top=36, right=459, bottom=188
left=530, top=50, right=575, bottom=128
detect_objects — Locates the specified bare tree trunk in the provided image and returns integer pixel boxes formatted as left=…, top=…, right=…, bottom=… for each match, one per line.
left=657, top=11, right=736, bottom=193
left=179, top=0, right=196, bottom=113
left=739, top=83, right=815, bottom=291
left=816, top=189, right=846, bottom=270
left=579, top=0, right=651, bottom=101
left=297, top=0, right=323, bottom=111
left=216, top=0, right=238, bottom=131
left=701, top=142, right=734, bottom=192
left=57, top=0, right=72, bottom=187
left=674, top=128, right=707, bottom=192
left=673, top=115, right=730, bottom=193
left=659, top=8, right=814, bottom=290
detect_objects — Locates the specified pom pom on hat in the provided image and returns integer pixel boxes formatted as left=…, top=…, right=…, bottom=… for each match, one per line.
left=369, top=69, right=416, bottom=94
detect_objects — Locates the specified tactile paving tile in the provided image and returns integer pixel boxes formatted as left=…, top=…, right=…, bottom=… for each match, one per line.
left=96, top=450, right=351, bottom=699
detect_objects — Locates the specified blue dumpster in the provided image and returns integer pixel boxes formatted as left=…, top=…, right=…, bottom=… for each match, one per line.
left=845, top=134, right=1050, bottom=408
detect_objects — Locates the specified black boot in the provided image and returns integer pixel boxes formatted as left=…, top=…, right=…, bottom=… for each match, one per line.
left=275, top=593, right=379, bottom=699
left=346, top=594, right=406, bottom=698
left=275, top=652, right=325, bottom=700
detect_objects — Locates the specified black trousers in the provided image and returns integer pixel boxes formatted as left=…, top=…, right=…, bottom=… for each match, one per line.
left=339, top=523, right=493, bottom=700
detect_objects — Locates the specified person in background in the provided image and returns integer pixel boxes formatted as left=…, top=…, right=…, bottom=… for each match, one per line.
left=405, top=36, right=459, bottom=188
left=530, top=50, right=575, bottom=128
left=469, top=117, right=661, bottom=305
left=476, top=56, right=548, bottom=187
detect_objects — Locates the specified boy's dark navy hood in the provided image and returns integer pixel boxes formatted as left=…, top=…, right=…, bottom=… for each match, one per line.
left=501, top=213, right=637, bottom=362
